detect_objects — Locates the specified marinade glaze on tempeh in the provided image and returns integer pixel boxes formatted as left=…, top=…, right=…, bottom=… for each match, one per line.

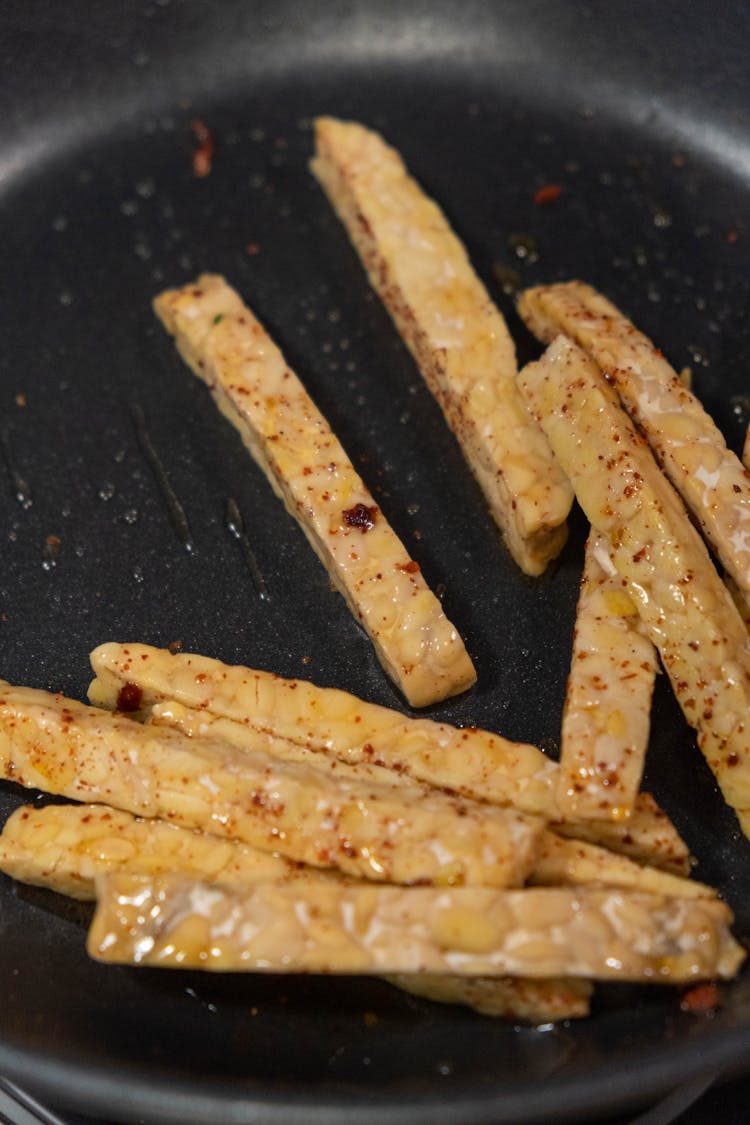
left=518, top=280, right=750, bottom=603
left=89, top=872, right=743, bottom=982
left=311, top=117, right=573, bottom=576
left=557, top=531, right=658, bottom=821
left=154, top=274, right=475, bottom=708
left=0, top=682, right=542, bottom=888
left=519, top=336, right=750, bottom=834
left=89, top=642, right=692, bottom=873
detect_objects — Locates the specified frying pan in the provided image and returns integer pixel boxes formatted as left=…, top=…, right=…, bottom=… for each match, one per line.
left=1, top=2, right=750, bottom=1122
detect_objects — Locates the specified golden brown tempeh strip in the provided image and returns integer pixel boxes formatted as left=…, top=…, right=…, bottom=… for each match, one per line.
left=89, top=872, right=744, bottom=981
left=150, top=700, right=707, bottom=897
left=557, top=531, right=657, bottom=821
left=311, top=117, right=573, bottom=576
left=519, top=336, right=750, bottom=827
left=0, top=683, right=542, bottom=888
left=518, top=280, right=750, bottom=602
left=529, top=832, right=711, bottom=899
left=0, top=803, right=296, bottom=899
left=88, top=642, right=691, bottom=873
left=154, top=273, right=475, bottom=708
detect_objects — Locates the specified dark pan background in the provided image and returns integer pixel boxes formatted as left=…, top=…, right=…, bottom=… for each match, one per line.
left=1, top=2, right=750, bottom=1122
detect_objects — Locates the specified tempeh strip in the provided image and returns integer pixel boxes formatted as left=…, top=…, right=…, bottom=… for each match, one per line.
left=154, top=274, right=475, bottom=708
left=0, top=803, right=584, bottom=1021
left=89, top=872, right=744, bottom=981
left=0, top=683, right=542, bottom=888
left=145, top=702, right=704, bottom=896
left=557, top=531, right=658, bottom=820
left=387, top=974, right=592, bottom=1021
left=519, top=336, right=750, bottom=827
left=311, top=117, right=573, bottom=576
left=0, top=803, right=295, bottom=900
left=88, top=642, right=691, bottom=873
left=529, top=832, right=712, bottom=899
left=518, top=280, right=750, bottom=601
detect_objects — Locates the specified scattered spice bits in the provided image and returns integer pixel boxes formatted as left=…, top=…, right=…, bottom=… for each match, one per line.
left=396, top=561, right=420, bottom=574
left=190, top=119, right=215, bottom=178
left=679, top=981, right=719, bottom=1014
left=342, top=503, right=378, bottom=532
left=116, top=682, right=143, bottom=712
left=533, top=183, right=563, bottom=207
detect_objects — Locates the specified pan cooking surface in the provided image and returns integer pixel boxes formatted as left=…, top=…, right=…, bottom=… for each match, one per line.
left=1, top=3, right=750, bottom=1122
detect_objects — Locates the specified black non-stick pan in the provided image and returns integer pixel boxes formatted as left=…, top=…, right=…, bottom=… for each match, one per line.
left=1, top=2, right=750, bottom=1122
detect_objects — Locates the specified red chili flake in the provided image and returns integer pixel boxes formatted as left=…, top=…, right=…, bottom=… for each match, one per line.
left=396, top=561, right=420, bottom=574
left=533, top=183, right=563, bottom=206
left=190, top=119, right=215, bottom=178
left=680, top=982, right=719, bottom=1014
left=167, top=640, right=183, bottom=654
left=116, top=682, right=143, bottom=712
left=245, top=242, right=260, bottom=255
left=342, top=503, right=378, bottom=532
left=727, top=230, right=739, bottom=244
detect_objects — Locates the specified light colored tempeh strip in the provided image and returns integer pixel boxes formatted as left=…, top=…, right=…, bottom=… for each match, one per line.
left=311, top=117, right=573, bottom=576
left=557, top=531, right=658, bottom=821
left=519, top=336, right=750, bottom=827
left=0, top=803, right=296, bottom=900
left=89, top=872, right=744, bottom=981
left=154, top=274, right=475, bottom=709
left=146, top=700, right=705, bottom=897
left=518, top=280, right=750, bottom=602
left=0, top=683, right=542, bottom=888
left=529, top=832, right=712, bottom=899
left=0, top=802, right=585, bottom=1021
left=386, top=974, right=591, bottom=1021
left=88, top=642, right=691, bottom=873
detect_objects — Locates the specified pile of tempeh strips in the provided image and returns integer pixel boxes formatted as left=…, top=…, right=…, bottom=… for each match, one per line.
left=1, top=118, right=749, bottom=1023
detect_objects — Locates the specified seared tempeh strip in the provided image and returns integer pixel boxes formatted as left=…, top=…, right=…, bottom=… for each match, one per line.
left=518, top=281, right=750, bottom=601
left=519, top=337, right=750, bottom=826
left=557, top=531, right=658, bottom=821
left=154, top=274, right=475, bottom=709
left=0, top=803, right=585, bottom=1021
left=144, top=703, right=704, bottom=896
left=311, top=117, right=573, bottom=576
left=0, top=803, right=297, bottom=899
left=388, top=974, right=592, bottom=1021
left=89, top=642, right=691, bottom=873
left=0, top=683, right=542, bottom=887
left=529, top=832, right=711, bottom=899
left=89, top=872, right=744, bottom=981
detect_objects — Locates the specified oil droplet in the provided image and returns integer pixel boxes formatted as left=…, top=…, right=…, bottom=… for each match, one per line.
left=98, top=482, right=116, bottom=501
left=133, top=566, right=144, bottom=583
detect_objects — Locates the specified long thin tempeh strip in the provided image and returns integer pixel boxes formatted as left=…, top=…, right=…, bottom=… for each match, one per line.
left=0, top=803, right=585, bottom=1021
left=557, top=531, right=658, bottom=821
left=518, top=281, right=750, bottom=601
left=519, top=336, right=750, bottom=827
left=89, top=872, right=744, bottom=981
left=0, top=683, right=542, bottom=888
left=311, top=117, right=573, bottom=576
left=145, top=701, right=705, bottom=896
left=0, top=803, right=296, bottom=900
left=529, top=832, right=712, bottom=899
left=89, top=642, right=691, bottom=873
left=387, top=974, right=592, bottom=1021
left=154, top=274, right=475, bottom=708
